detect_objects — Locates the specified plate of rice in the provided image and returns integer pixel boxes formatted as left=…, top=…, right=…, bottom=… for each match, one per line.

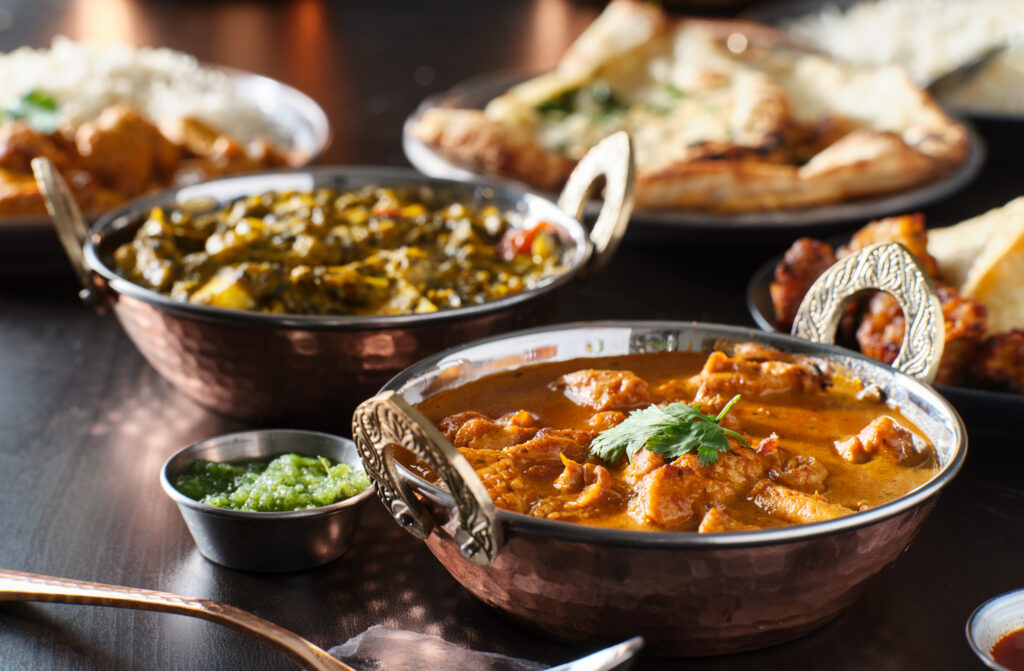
left=0, top=37, right=330, bottom=271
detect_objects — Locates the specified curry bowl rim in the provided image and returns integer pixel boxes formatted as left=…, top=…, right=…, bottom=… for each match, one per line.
left=381, top=319, right=968, bottom=549
left=82, top=165, right=593, bottom=330
left=160, top=428, right=376, bottom=520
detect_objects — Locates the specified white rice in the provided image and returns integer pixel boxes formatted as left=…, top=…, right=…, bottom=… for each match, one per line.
left=782, top=0, right=1024, bottom=113
left=0, top=36, right=289, bottom=144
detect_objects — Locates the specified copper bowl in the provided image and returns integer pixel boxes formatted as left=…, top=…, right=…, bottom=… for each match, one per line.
left=352, top=244, right=967, bottom=656
left=36, top=132, right=635, bottom=428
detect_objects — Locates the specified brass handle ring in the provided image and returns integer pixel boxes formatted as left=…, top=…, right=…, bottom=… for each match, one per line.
left=352, top=391, right=502, bottom=565
left=557, top=130, right=635, bottom=279
left=32, top=157, right=107, bottom=310
left=792, top=242, right=945, bottom=384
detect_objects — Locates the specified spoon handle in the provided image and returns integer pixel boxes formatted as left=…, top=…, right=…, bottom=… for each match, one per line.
left=0, top=568, right=353, bottom=671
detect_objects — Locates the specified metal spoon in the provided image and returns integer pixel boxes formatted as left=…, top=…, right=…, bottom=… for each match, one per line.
left=0, top=568, right=643, bottom=671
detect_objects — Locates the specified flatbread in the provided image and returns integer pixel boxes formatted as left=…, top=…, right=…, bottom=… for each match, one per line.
left=927, top=197, right=1024, bottom=332
left=411, top=0, right=968, bottom=213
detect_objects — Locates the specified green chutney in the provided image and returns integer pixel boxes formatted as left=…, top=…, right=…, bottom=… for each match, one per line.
left=173, top=453, right=371, bottom=512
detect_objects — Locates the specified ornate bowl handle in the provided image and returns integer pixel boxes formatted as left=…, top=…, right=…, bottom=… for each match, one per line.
left=557, top=130, right=636, bottom=278
left=352, top=391, right=502, bottom=565
left=32, top=157, right=108, bottom=310
left=791, top=242, right=945, bottom=384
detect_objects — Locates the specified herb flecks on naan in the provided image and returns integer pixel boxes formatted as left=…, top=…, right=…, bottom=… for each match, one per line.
left=412, top=0, right=968, bottom=213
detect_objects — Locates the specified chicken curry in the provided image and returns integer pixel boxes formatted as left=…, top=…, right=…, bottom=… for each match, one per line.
left=416, top=344, right=938, bottom=532
left=0, top=101, right=296, bottom=218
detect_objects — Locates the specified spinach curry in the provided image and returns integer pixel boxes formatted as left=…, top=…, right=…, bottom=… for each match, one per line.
left=113, top=186, right=567, bottom=316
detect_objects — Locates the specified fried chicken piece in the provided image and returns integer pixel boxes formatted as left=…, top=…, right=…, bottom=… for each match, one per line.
left=856, top=282, right=987, bottom=386
left=771, top=237, right=837, bottom=330
left=973, top=330, right=1024, bottom=393
left=838, top=213, right=939, bottom=277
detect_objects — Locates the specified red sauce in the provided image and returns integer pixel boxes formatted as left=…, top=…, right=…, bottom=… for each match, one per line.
left=992, top=628, right=1024, bottom=671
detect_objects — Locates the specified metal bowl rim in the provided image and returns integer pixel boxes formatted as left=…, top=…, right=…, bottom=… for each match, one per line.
left=381, top=319, right=967, bottom=549
left=159, top=428, right=376, bottom=519
left=83, top=165, right=592, bottom=330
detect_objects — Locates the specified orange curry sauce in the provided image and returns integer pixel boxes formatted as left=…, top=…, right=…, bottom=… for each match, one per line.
left=416, top=347, right=939, bottom=533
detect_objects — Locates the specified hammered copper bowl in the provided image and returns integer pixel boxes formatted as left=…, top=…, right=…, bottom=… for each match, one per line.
left=351, top=246, right=967, bottom=656
left=37, top=132, right=634, bottom=428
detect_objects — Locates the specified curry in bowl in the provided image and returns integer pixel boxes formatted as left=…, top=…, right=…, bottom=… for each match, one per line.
left=112, top=185, right=568, bottom=316
left=414, top=343, right=938, bottom=532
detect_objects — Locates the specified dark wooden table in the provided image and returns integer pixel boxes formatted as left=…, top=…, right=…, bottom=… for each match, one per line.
left=2, top=1, right=1022, bottom=669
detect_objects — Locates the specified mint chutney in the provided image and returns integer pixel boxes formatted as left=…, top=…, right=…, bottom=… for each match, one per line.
left=173, top=452, right=371, bottom=512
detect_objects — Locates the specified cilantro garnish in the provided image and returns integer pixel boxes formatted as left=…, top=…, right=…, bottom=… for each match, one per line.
left=3, top=90, right=60, bottom=133
left=589, top=395, right=751, bottom=467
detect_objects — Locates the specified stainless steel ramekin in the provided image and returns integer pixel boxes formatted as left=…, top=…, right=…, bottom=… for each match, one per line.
left=161, top=429, right=374, bottom=573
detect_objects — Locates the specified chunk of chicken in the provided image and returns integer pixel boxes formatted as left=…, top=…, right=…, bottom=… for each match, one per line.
left=452, top=417, right=537, bottom=451
left=687, top=350, right=825, bottom=398
left=629, top=463, right=706, bottom=528
left=833, top=416, right=930, bottom=465
left=552, top=369, right=651, bottom=411
left=770, top=455, right=829, bottom=492
left=749, top=480, right=853, bottom=524
left=630, top=445, right=769, bottom=530
left=698, top=507, right=759, bottom=533
left=622, top=447, right=666, bottom=486
left=503, top=431, right=588, bottom=464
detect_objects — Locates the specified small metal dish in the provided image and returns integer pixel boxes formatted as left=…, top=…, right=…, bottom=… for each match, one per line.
left=968, top=588, right=1024, bottom=670
left=160, top=429, right=374, bottom=573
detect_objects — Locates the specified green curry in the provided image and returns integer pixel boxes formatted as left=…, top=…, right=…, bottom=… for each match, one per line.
left=113, top=186, right=567, bottom=315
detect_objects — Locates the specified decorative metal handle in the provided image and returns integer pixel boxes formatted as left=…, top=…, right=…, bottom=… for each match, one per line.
left=557, top=130, right=635, bottom=278
left=791, top=242, right=945, bottom=384
left=0, top=568, right=353, bottom=671
left=31, top=157, right=107, bottom=310
left=352, top=391, right=502, bottom=565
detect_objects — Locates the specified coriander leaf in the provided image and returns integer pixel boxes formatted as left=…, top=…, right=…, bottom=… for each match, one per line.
left=589, top=404, right=680, bottom=464
left=4, top=90, right=60, bottom=133
left=535, top=88, right=578, bottom=116
left=590, top=395, right=751, bottom=467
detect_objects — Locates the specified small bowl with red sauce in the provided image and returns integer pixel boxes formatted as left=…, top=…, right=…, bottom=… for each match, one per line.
left=967, top=588, right=1024, bottom=670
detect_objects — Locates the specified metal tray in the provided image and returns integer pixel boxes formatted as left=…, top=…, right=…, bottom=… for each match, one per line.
left=403, top=69, right=986, bottom=242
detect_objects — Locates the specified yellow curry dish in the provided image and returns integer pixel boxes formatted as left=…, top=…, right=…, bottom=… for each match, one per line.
left=113, top=186, right=568, bottom=316
left=416, top=344, right=938, bottom=533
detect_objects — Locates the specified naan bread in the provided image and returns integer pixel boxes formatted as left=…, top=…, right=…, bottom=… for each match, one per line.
left=928, top=197, right=1024, bottom=332
left=411, top=0, right=969, bottom=213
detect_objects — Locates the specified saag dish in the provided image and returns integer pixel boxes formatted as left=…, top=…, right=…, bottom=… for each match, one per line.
left=113, top=186, right=568, bottom=316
